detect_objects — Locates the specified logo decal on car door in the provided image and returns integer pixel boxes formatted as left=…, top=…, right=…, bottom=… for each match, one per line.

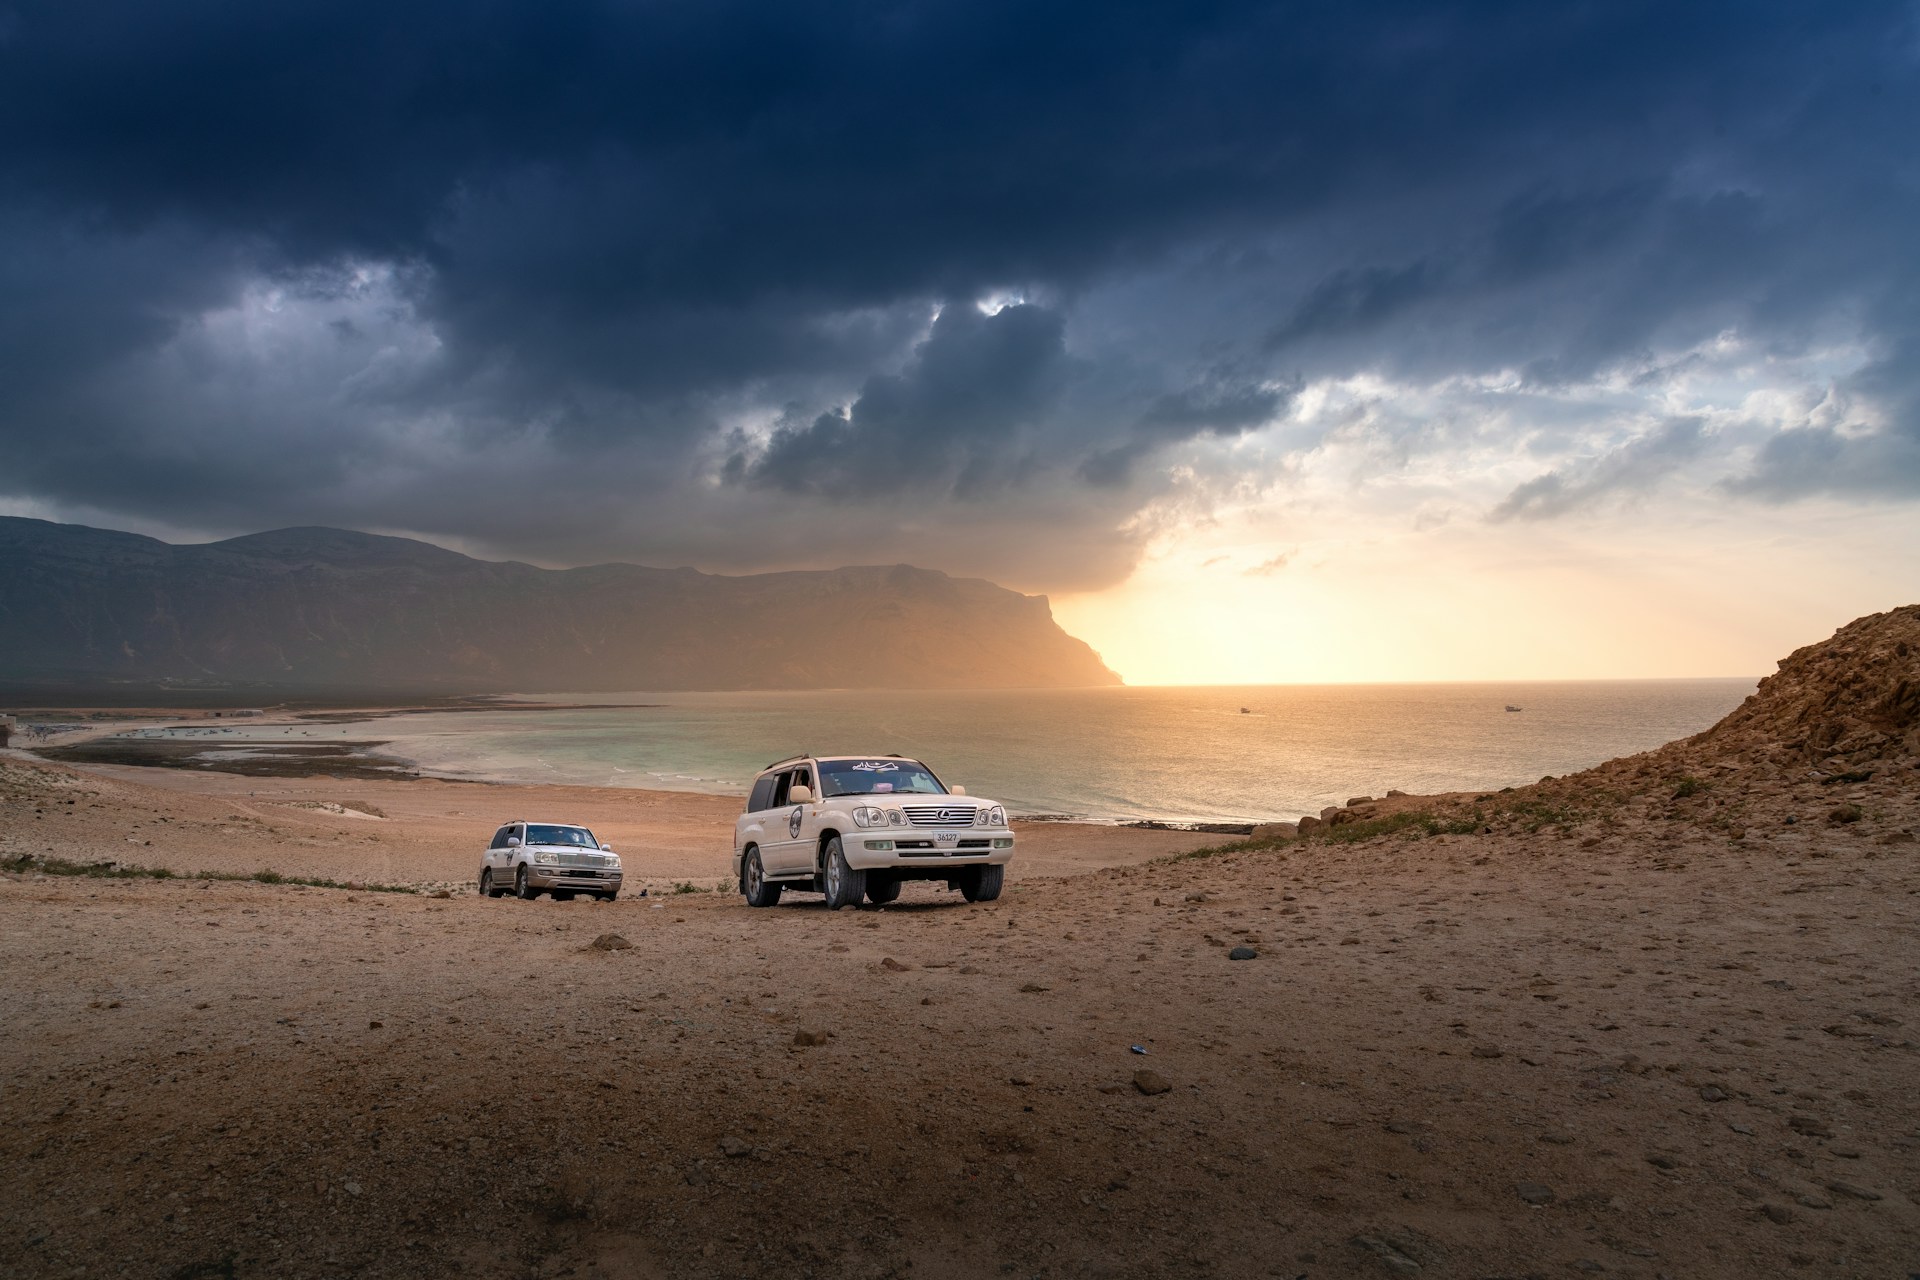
left=789, top=807, right=804, bottom=839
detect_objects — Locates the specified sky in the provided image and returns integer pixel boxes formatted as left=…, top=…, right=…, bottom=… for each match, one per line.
left=2, top=0, right=1917, bottom=684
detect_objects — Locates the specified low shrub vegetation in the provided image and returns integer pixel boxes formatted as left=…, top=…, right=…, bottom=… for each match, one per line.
left=1, top=853, right=416, bottom=894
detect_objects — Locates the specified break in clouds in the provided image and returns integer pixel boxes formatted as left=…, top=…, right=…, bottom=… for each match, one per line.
left=0, top=0, right=1915, bottom=589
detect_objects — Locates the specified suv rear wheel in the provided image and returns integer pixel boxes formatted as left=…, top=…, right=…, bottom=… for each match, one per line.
left=479, top=868, right=505, bottom=899
left=865, top=876, right=901, bottom=905
left=742, top=847, right=782, bottom=908
left=821, top=836, right=866, bottom=909
left=960, top=864, right=1004, bottom=903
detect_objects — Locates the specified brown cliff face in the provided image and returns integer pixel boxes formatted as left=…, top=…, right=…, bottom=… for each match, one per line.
left=1516, top=605, right=1918, bottom=806
left=0, top=518, right=1120, bottom=693
left=1696, top=605, right=1920, bottom=766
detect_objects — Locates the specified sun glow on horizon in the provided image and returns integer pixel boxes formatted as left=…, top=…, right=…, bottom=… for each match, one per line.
left=1052, top=501, right=1920, bottom=686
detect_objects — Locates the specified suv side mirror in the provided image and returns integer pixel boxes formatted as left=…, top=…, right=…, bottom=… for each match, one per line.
left=789, top=785, right=813, bottom=803
left=506, top=836, right=522, bottom=848
left=600, top=843, right=613, bottom=852
left=950, top=785, right=967, bottom=796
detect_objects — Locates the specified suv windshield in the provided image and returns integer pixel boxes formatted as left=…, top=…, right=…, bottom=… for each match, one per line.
left=525, top=824, right=599, bottom=847
left=818, top=758, right=948, bottom=797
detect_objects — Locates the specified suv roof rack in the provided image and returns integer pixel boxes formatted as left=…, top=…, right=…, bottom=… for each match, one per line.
left=762, top=753, right=812, bottom=771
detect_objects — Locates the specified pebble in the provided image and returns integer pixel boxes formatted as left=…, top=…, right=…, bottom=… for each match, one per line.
left=880, top=957, right=910, bottom=971
left=1540, top=1131, right=1575, bottom=1145
left=1761, top=1203, right=1793, bottom=1225
left=792, top=1028, right=830, bottom=1047
left=1227, top=946, right=1258, bottom=961
left=1698, top=1086, right=1728, bottom=1103
left=719, top=1136, right=751, bottom=1158
left=1515, top=1181, right=1555, bottom=1206
left=1729, top=1123, right=1755, bottom=1136
left=1793, top=1192, right=1833, bottom=1210
left=1826, top=1180, right=1882, bottom=1201
left=1645, top=1153, right=1678, bottom=1170
left=1132, top=1069, right=1171, bottom=1096
left=588, top=933, right=632, bottom=951
left=1471, top=1044, right=1504, bottom=1059
left=1019, top=982, right=1050, bottom=993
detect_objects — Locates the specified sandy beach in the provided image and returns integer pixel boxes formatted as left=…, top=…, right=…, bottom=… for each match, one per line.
left=3, top=609, right=1918, bottom=1279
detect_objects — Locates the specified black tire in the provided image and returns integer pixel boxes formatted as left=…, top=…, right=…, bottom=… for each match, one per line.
left=553, top=891, right=575, bottom=902
left=515, top=864, right=537, bottom=901
left=865, top=876, right=902, bottom=905
left=601, top=891, right=619, bottom=903
left=742, top=847, right=783, bottom=908
left=820, top=836, right=866, bottom=909
left=960, top=863, right=1005, bottom=903
left=479, top=868, right=503, bottom=899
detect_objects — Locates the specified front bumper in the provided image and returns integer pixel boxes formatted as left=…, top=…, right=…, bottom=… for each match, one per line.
left=843, top=831, right=1014, bottom=871
left=525, top=866, right=624, bottom=891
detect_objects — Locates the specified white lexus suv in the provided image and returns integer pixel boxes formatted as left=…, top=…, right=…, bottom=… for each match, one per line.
left=733, top=755, right=1014, bottom=908
left=479, top=821, right=623, bottom=901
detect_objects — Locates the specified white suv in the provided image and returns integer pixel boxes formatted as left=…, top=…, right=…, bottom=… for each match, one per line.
left=479, top=821, right=623, bottom=901
left=733, top=755, right=1014, bottom=908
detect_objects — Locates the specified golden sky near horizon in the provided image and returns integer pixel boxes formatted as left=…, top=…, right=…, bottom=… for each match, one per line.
left=1052, top=491, right=1920, bottom=685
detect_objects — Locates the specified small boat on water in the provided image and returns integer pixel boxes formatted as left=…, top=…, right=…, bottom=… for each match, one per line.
left=1239, top=707, right=1252, bottom=715
left=1505, top=705, right=1523, bottom=712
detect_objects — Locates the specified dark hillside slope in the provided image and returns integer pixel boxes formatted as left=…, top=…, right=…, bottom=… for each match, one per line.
left=0, top=518, right=1119, bottom=693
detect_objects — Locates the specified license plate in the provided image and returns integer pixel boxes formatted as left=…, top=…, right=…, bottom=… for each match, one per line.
left=936, top=832, right=957, bottom=843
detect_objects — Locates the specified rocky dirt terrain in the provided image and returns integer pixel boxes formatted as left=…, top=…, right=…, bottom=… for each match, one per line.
left=2, top=609, right=1917, bottom=1279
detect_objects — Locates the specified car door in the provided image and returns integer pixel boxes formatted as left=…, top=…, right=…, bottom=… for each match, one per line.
left=753, top=769, right=795, bottom=874
left=485, top=825, right=509, bottom=883
left=770, top=763, right=822, bottom=877
left=503, top=823, right=526, bottom=886
left=738, top=773, right=778, bottom=877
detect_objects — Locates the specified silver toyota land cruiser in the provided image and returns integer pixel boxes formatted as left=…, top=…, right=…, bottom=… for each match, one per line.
left=479, top=821, right=623, bottom=901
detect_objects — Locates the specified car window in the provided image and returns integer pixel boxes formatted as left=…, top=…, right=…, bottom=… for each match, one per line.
left=489, top=826, right=510, bottom=849
left=525, top=824, right=598, bottom=847
left=818, top=758, right=947, bottom=797
left=748, top=774, right=777, bottom=813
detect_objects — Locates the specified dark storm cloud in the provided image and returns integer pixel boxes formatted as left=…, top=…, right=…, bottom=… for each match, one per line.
left=0, top=0, right=1914, bottom=585
left=742, top=303, right=1070, bottom=497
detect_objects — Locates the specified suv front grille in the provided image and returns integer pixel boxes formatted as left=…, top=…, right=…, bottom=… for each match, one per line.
left=901, top=804, right=980, bottom=827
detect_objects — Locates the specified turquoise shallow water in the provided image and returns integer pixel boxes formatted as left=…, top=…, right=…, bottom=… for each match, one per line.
left=340, top=679, right=1755, bottom=825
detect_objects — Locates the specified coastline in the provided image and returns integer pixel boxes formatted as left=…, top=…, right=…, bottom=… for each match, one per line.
left=8, top=677, right=1756, bottom=831
left=0, top=745, right=1228, bottom=890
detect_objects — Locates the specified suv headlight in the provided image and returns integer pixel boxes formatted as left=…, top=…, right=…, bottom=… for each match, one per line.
left=852, top=806, right=887, bottom=828
left=988, top=805, right=1007, bottom=827
left=887, top=809, right=905, bottom=825
left=534, top=851, right=559, bottom=865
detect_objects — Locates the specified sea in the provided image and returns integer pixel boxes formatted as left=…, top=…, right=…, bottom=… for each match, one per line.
left=308, top=679, right=1756, bottom=826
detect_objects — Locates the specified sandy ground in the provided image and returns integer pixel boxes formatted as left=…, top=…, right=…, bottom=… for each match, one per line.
left=3, top=744, right=1917, bottom=1280
left=0, top=751, right=1220, bottom=889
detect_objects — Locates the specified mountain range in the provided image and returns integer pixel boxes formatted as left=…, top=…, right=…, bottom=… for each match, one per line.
left=0, top=518, right=1119, bottom=694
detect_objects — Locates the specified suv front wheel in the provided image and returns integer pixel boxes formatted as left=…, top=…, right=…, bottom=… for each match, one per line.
left=820, top=836, right=866, bottom=909
left=960, top=863, right=1004, bottom=903
left=515, top=864, right=537, bottom=901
